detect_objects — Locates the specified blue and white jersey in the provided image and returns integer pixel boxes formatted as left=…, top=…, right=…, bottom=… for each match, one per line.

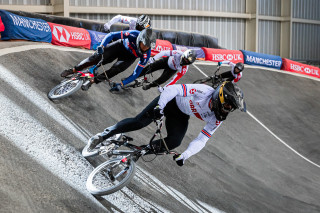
left=100, top=30, right=151, bottom=85
left=158, top=84, right=223, bottom=161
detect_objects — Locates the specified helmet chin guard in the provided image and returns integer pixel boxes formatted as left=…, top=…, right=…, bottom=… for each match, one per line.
left=211, top=81, right=246, bottom=121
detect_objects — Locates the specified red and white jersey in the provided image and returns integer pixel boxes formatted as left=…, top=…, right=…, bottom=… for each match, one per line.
left=151, top=50, right=189, bottom=86
left=104, top=15, right=137, bottom=31
left=158, top=84, right=223, bottom=161
left=221, top=61, right=242, bottom=83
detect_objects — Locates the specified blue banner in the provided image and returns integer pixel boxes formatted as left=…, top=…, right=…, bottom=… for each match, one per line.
left=241, top=50, right=282, bottom=69
left=0, top=10, right=51, bottom=42
left=88, top=30, right=108, bottom=50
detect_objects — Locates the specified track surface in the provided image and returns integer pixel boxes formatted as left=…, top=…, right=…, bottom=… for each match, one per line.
left=0, top=42, right=319, bottom=213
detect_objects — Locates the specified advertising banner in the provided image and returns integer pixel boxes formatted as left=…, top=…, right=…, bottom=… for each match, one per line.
left=173, top=44, right=205, bottom=59
left=281, top=58, right=320, bottom=79
left=151, top=39, right=173, bottom=56
left=48, top=22, right=91, bottom=49
left=88, top=30, right=108, bottom=50
left=0, top=10, right=51, bottom=42
left=241, top=50, right=282, bottom=69
left=202, top=48, right=244, bottom=63
left=0, top=16, right=4, bottom=32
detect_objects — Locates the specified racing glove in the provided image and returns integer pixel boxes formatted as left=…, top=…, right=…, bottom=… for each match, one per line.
left=153, top=105, right=164, bottom=120
left=173, top=154, right=184, bottom=167
left=148, top=57, right=155, bottom=64
left=110, top=82, right=123, bottom=92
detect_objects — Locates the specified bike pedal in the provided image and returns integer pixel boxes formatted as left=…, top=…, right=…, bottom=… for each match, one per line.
left=100, top=143, right=116, bottom=155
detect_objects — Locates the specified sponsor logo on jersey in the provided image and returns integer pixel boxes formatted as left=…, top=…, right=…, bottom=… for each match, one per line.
left=216, top=120, right=221, bottom=126
left=189, top=100, right=203, bottom=120
left=189, top=88, right=196, bottom=94
left=125, top=31, right=130, bottom=36
left=143, top=53, right=147, bottom=59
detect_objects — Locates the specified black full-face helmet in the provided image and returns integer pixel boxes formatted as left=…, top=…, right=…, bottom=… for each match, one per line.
left=136, top=28, right=156, bottom=55
left=234, top=62, right=244, bottom=73
left=211, top=81, right=246, bottom=121
left=136, top=15, right=151, bottom=31
left=180, top=49, right=197, bottom=66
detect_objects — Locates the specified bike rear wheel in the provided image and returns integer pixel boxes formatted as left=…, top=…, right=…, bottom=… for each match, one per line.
left=86, top=157, right=136, bottom=195
left=48, top=78, right=83, bottom=100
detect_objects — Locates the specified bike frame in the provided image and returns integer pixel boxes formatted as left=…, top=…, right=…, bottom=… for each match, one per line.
left=99, top=118, right=175, bottom=162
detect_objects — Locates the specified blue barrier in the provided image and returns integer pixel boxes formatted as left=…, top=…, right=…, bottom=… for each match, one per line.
left=88, top=30, right=108, bottom=50
left=241, top=50, right=282, bottom=69
left=0, top=10, right=51, bottom=42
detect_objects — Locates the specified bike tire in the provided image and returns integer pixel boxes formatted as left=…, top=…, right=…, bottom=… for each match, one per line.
left=82, top=143, right=99, bottom=158
left=48, top=78, right=83, bottom=100
left=86, top=158, right=136, bottom=195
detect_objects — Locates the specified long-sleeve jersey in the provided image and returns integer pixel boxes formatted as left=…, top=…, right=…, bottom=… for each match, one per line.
left=220, top=61, right=242, bottom=83
left=104, top=15, right=137, bottom=31
left=100, top=30, right=151, bottom=85
left=151, top=50, right=189, bottom=86
left=158, top=84, right=223, bottom=161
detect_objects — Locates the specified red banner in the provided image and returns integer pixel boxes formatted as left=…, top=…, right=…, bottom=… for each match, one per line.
left=48, top=22, right=91, bottom=49
left=151, top=39, right=173, bottom=56
left=0, top=16, right=5, bottom=32
left=202, top=48, right=244, bottom=63
left=281, top=58, right=320, bottom=79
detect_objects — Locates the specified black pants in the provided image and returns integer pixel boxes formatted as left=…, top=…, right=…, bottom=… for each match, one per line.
left=139, top=57, right=177, bottom=87
left=74, top=40, right=137, bottom=82
left=101, top=96, right=190, bottom=151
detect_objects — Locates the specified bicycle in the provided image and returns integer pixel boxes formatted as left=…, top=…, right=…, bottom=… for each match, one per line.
left=122, top=75, right=150, bottom=90
left=193, top=65, right=224, bottom=89
left=83, top=118, right=178, bottom=196
left=48, top=56, right=112, bottom=100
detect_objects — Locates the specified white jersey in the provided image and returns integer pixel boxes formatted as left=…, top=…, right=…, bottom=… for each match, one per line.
left=104, top=15, right=137, bottom=31
left=158, top=84, right=223, bottom=161
left=221, top=61, right=242, bottom=83
left=151, top=50, right=189, bottom=86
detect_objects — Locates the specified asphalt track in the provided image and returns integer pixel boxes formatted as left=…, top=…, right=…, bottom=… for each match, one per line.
left=0, top=41, right=319, bottom=213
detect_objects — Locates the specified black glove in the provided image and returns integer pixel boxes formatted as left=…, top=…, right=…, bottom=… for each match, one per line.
left=97, top=46, right=104, bottom=55
left=173, top=154, right=184, bottom=166
left=153, top=105, right=163, bottom=120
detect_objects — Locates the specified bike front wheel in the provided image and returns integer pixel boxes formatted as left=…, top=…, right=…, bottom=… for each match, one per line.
left=86, top=157, right=136, bottom=195
left=48, top=78, right=83, bottom=100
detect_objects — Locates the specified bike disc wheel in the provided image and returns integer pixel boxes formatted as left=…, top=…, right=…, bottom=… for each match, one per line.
left=86, top=158, right=136, bottom=195
left=48, top=78, right=83, bottom=100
